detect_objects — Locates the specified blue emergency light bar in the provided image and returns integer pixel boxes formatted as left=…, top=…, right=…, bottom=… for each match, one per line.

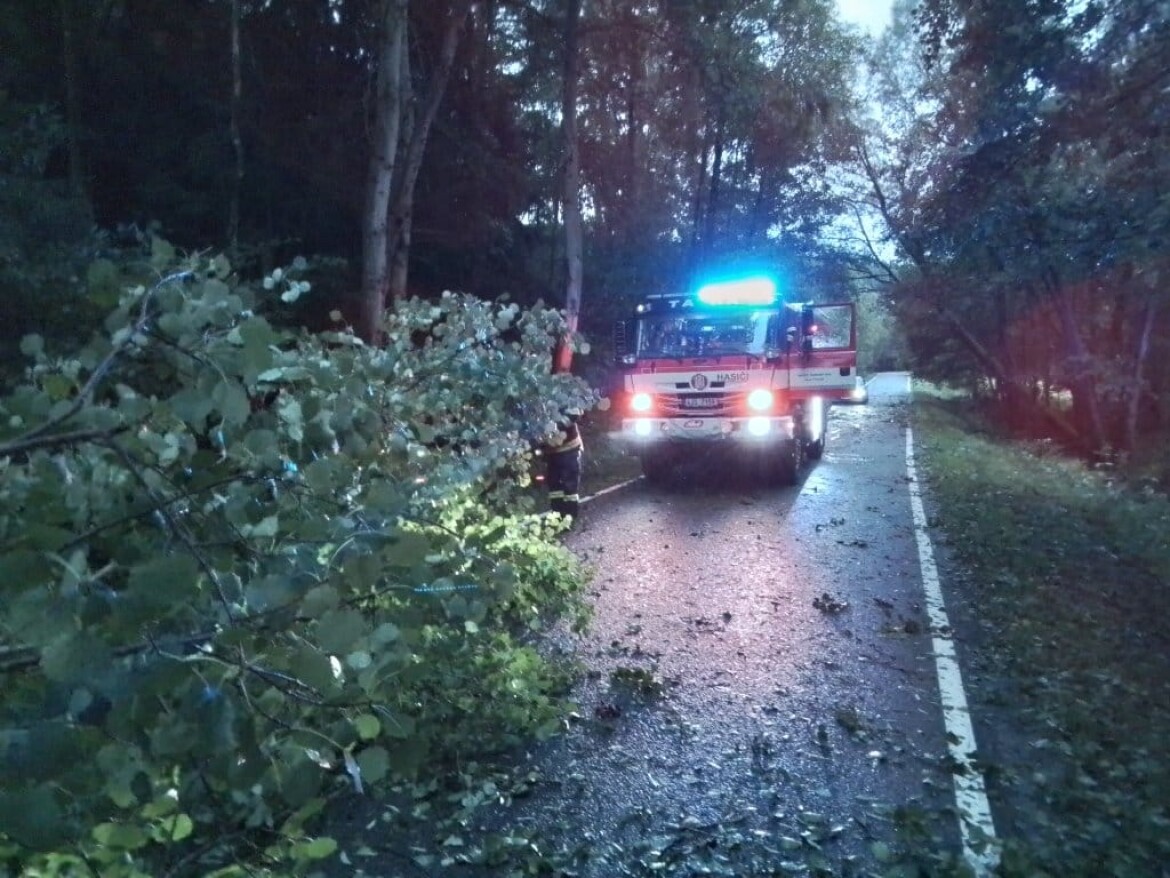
left=694, top=275, right=777, bottom=306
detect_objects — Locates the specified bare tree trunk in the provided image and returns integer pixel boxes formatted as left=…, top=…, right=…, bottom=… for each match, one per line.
left=748, top=165, right=772, bottom=243
left=556, top=0, right=584, bottom=374
left=702, top=107, right=725, bottom=265
left=386, top=0, right=473, bottom=306
left=688, top=135, right=709, bottom=277
left=1049, top=268, right=1107, bottom=452
left=359, top=0, right=408, bottom=343
left=686, top=54, right=707, bottom=278
left=1125, top=298, right=1157, bottom=452
left=228, top=0, right=244, bottom=252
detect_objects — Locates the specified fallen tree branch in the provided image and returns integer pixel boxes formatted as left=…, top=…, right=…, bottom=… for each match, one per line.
left=0, top=271, right=192, bottom=458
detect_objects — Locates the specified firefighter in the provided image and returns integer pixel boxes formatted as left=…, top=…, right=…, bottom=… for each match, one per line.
left=546, top=335, right=584, bottom=521
left=546, top=418, right=583, bottom=519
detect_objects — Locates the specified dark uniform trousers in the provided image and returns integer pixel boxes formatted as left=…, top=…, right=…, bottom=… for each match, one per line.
left=546, top=421, right=583, bottom=519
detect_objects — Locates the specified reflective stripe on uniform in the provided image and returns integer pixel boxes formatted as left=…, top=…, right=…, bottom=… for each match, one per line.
left=549, top=491, right=579, bottom=502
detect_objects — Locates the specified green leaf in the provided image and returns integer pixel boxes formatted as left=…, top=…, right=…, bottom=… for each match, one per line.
left=41, top=373, right=73, bottom=401
left=0, top=786, right=69, bottom=850
left=127, top=554, right=201, bottom=607
left=86, top=259, right=122, bottom=306
left=354, top=714, right=381, bottom=741
left=141, top=793, right=179, bottom=820
left=281, top=757, right=323, bottom=808
left=371, top=622, right=400, bottom=646
left=300, top=585, right=340, bottom=619
left=171, top=387, right=216, bottom=428
left=92, top=821, right=150, bottom=850
left=150, top=236, right=176, bottom=269
left=200, top=278, right=232, bottom=307
left=68, top=688, right=94, bottom=718
left=356, top=747, right=390, bottom=785
left=19, top=524, right=72, bottom=553
left=19, top=333, right=44, bottom=358
left=42, top=631, right=112, bottom=684
left=212, top=379, right=251, bottom=428
left=293, top=836, right=338, bottom=861
left=245, top=515, right=279, bottom=539
left=0, top=550, right=51, bottom=593
left=315, top=609, right=366, bottom=655
left=288, top=645, right=336, bottom=693
left=243, top=428, right=280, bottom=460
left=239, top=319, right=281, bottom=382
left=164, top=813, right=194, bottom=842
left=245, top=574, right=296, bottom=612
left=345, top=650, right=372, bottom=670
left=278, top=397, right=304, bottom=441
left=257, top=366, right=312, bottom=384
left=384, top=713, right=416, bottom=740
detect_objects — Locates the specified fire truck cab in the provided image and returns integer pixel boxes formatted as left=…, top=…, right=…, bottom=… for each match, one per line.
left=611, top=275, right=857, bottom=485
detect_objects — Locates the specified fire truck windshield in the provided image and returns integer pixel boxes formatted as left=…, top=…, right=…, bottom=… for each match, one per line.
left=636, top=309, right=773, bottom=359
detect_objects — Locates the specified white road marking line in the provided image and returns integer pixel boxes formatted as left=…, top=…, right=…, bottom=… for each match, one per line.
left=580, top=476, right=641, bottom=505
left=905, top=427, right=1000, bottom=874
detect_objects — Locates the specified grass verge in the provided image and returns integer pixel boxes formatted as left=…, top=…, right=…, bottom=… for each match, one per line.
left=914, top=397, right=1170, bottom=877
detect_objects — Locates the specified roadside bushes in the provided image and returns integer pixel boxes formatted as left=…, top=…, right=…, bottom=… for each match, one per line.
left=0, top=247, right=597, bottom=876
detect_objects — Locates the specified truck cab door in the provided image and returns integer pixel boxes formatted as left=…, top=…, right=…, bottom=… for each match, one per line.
left=790, top=302, right=858, bottom=397
left=804, top=303, right=856, bottom=356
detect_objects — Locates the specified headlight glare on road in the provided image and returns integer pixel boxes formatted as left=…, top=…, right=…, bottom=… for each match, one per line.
left=746, top=389, right=773, bottom=411
left=809, top=396, right=824, bottom=440
left=747, top=417, right=770, bottom=437
left=631, top=392, right=653, bottom=413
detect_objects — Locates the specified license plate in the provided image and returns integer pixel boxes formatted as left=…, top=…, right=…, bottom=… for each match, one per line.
left=683, top=397, right=720, bottom=409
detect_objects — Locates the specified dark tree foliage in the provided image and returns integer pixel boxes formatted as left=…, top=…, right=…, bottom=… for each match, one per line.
left=2, top=0, right=862, bottom=339
left=848, top=0, right=1169, bottom=455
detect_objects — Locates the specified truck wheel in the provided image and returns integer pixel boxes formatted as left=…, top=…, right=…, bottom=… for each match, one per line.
left=769, top=440, right=799, bottom=487
left=779, top=441, right=800, bottom=485
left=640, top=449, right=674, bottom=486
left=804, top=408, right=827, bottom=461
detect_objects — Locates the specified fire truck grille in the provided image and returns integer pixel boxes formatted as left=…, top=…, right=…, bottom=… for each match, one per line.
left=661, top=392, right=744, bottom=417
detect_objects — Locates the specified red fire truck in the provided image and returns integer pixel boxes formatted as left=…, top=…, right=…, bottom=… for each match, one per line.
left=612, top=275, right=858, bottom=485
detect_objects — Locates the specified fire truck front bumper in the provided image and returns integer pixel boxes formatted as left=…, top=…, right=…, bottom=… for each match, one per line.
left=617, top=416, right=796, bottom=444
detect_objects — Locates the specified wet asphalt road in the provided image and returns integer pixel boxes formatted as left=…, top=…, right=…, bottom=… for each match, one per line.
left=482, top=373, right=969, bottom=873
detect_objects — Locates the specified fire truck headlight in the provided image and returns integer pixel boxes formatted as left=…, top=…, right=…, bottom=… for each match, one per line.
left=746, top=389, right=774, bottom=412
left=631, top=392, right=653, bottom=413
left=747, top=417, right=771, bottom=437
left=634, top=419, right=653, bottom=437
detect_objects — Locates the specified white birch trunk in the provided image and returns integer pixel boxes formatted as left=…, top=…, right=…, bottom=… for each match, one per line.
left=359, top=0, right=408, bottom=342
left=387, top=1, right=473, bottom=305
left=557, top=0, right=583, bottom=374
